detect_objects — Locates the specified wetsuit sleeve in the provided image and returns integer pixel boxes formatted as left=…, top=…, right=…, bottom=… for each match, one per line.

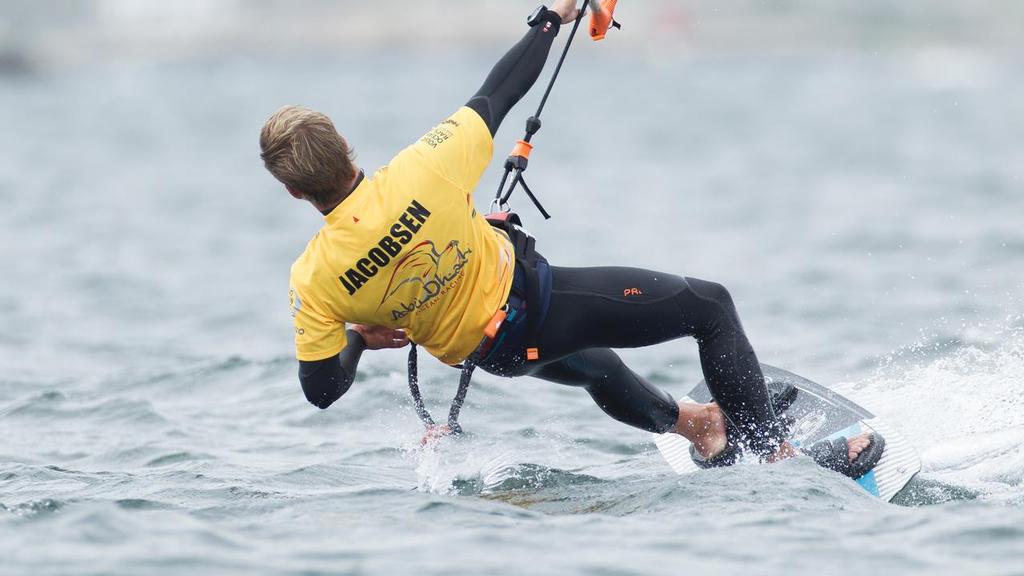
left=298, top=330, right=367, bottom=409
left=466, top=10, right=563, bottom=136
left=402, top=13, right=560, bottom=196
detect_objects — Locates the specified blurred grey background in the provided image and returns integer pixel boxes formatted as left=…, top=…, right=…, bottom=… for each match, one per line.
left=2, top=0, right=1023, bottom=68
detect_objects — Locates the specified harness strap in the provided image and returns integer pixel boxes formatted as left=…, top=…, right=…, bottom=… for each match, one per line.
left=489, top=214, right=544, bottom=359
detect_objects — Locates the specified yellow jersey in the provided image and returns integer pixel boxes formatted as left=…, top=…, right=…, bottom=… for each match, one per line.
left=289, top=106, right=515, bottom=364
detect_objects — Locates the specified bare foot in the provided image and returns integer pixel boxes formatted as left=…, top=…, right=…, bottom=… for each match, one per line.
left=766, top=441, right=797, bottom=463
left=846, top=433, right=872, bottom=462
left=675, top=402, right=727, bottom=459
left=768, top=432, right=874, bottom=463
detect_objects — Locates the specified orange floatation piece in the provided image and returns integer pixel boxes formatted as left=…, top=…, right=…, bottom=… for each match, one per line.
left=588, top=0, right=621, bottom=41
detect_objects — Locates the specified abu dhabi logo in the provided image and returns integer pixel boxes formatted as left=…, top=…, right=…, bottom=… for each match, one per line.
left=379, top=239, right=472, bottom=321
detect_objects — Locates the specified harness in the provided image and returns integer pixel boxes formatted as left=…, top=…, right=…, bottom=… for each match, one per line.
left=406, top=1, right=621, bottom=436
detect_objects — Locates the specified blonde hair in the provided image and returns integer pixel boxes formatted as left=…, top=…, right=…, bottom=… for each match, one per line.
left=260, top=105, right=356, bottom=206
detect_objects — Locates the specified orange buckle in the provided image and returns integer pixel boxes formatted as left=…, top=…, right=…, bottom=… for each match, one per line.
left=526, top=347, right=540, bottom=361
left=484, top=308, right=507, bottom=339
left=510, top=139, right=533, bottom=160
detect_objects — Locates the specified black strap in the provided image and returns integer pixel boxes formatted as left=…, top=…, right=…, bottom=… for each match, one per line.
left=406, top=343, right=475, bottom=433
left=486, top=213, right=544, bottom=353
left=447, top=362, right=475, bottom=433
left=522, top=262, right=543, bottom=351
left=507, top=219, right=544, bottom=349
left=406, top=343, right=435, bottom=426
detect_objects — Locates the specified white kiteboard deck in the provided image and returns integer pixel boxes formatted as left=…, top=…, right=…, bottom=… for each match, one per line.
left=654, top=365, right=921, bottom=502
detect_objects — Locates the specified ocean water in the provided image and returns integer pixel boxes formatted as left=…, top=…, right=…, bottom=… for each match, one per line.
left=2, top=40, right=1024, bottom=575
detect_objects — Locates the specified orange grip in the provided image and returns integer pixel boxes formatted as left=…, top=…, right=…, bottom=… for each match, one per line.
left=589, top=0, right=619, bottom=41
left=510, top=139, right=533, bottom=159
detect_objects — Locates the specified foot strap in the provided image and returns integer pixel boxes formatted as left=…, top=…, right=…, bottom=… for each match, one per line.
left=803, top=433, right=886, bottom=479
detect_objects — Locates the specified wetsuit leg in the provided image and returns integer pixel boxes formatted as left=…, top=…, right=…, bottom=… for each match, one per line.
left=531, top=348, right=679, bottom=434
left=531, top=266, right=782, bottom=455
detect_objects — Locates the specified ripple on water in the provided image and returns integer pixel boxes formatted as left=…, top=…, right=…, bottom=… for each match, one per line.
left=891, top=477, right=980, bottom=506
left=144, top=451, right=215, bottom=468
left=4, top=393, right=169, bottom=428
left=114, top=498, right=171, bottom=511
left=0, top=499, right=65, bottom=519
left=2, top=46, right=1024, bottom=576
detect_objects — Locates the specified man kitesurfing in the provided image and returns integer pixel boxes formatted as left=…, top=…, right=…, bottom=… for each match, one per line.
left=260, top=0, right=884, bottom=478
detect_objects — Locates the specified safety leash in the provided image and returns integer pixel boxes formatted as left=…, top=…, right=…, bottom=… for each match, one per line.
left=407, top=343, right=475, bottom=434
left=409, top=1, right=621, bottom=436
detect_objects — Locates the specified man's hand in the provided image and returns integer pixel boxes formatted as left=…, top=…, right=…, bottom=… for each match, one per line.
left=420, top=424, right=454, bottom=446
left=550, top=0, right=579, bottom=24
left=352, top=324, right=410, bottom=350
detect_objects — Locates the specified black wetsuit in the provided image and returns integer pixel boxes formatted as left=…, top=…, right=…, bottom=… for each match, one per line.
left=299, top=10, right=785, bottom=457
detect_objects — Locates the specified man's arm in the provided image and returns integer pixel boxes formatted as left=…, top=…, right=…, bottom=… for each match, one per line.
left=298, top=326, right=408, bottom=409
left=467, top=3, right=576, bottom=136
left=298, top=330, right=366, bottom=409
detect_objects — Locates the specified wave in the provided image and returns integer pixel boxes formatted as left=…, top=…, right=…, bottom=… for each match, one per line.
left=408, top=322, right=1024, bottom=510
left=0, top=498, right=64, bottom=519
left=843, top=319, right=1024, bottom=502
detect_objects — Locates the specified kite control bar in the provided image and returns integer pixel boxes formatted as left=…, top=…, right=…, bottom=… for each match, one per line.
left=492, top=0, right=622, bottom=218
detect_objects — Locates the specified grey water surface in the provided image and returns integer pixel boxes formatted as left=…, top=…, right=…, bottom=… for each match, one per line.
left=2, top=9, right=1024, bottom=576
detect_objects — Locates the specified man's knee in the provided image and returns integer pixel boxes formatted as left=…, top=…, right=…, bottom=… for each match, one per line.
left=681, top=277, right=744, bottom=338
left=685, top=278, right=735, bottom=310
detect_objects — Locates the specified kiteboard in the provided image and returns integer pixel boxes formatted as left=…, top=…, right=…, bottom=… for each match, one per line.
left=653, top=364, right=921, bottom=502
